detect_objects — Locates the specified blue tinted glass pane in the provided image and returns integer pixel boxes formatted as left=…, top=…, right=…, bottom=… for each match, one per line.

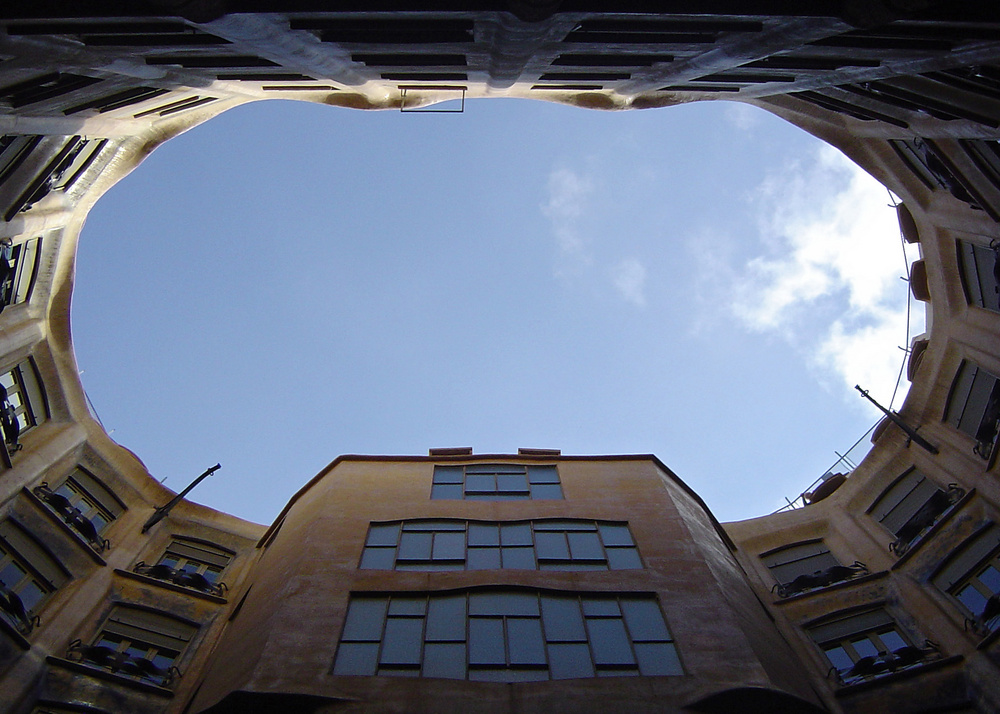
left=0, top=561, right=25, bottom=586
left=466, top=474, right=495, bottom=493
left=431, top=483, right=463, bottom=500
left=527, top=466, right=559, bottom=483
left=568, top=532, right=603, bottom=560
left=388, top=597, right=426, bottom=616
left=548, top=642, right=594, bottom=679
left=598, top=523, right=634, bottom=546
left=606, top=548, right=642, bottom=570
left=878, top=629, right=907, bottom=652
left=469, top=618, right=505, bottom=665
left=434, top=466, right=463, bottom=484
left=824, top=645, right=853, bottom=671
left=582, top=598, right=620, bottom=617
left=979, top=565, right=1000, bottom=593
left=381, top=618, right=424, bottom=665
left=635, top=642, right=682, bottom=675
left=507, top=618, right=546, bottom=665
left=502, top=547, right=535, bottom=569
left=19, top=581, right=45, bottom=612
left=500, top=523, right=531, bottom=546
left=467, top=547, right=501, bottom=570
left=497, top=474, right=529, bottom=493
left=342, top=598, right=387, bottom=641
left=426, top=596, right=466, bottom=642
left=620, top=599, right=670, bottom=641
left=423, top=643, right=466, bottom=679
left=541, top=597, right=585, bottom=641
left=468, top=523, right=499, bottom=546
left=586, top=619, right=634, bottom=666
left=398, top=532, right=433, bottom=560
left=360, top=547, right=396, bottom=570
left=432, top=532, right=466, bottom=560
left=529, top=483, right=563, bottom=500
left=851, top=637, right=878, bottom=659
left=501, top=592, right=540, bottom=616
left=535, top=532, right=570, bottom=560
left=334, top=643, right=379, bottom=675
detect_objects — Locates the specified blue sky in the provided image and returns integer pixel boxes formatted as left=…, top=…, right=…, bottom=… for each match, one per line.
left=71, top=97, right=923, bottom=525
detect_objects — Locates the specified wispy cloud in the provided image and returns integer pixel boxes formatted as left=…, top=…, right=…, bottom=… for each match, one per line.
left=723, top=101, right=762, bottom=132
left=727, top=145, right=923, bottom=405
left=542, top=167, right=594, bottom=272
left=611, top=258, right=647, bottom=307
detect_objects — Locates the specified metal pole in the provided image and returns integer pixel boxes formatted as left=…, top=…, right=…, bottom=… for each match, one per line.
left=855, top=386, right=939, bottom=454
left=142, top=463, right=221, bottom=533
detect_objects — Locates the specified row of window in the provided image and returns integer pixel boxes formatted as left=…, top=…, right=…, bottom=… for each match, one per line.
left=361, top=519, right=641, bottom=571
left=431, top=463, right=563, bottom=500
left=333, top=590, right=681, bottom=681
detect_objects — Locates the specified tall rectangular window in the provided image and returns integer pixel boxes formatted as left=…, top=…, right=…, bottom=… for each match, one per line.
left=0, top=520, right=68, bottom=634
left=945, top=360, right=1000, bottom=460
left=932, top=524, right=1000, bottom=634
left=360, top=519, right=641, bottom=571
left=333, top=589, right=681, bottom=681
left=957, top=240, right=999, bottom=313
left=869, top=470, right=963, bottom=556
left=0, top=237, right=40, bottom=312
left=431, top=464, right=562, bottom=500
left=0, top=360, right=46, bottom=455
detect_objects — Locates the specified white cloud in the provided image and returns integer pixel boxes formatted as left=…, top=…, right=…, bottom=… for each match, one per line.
left=541, top=167, right=595, bottom=277
left=611, top=258, right=647, bottom=307
left=728, top=144, right=924, bottom=406
left=724, top=101, right=762, bottom=132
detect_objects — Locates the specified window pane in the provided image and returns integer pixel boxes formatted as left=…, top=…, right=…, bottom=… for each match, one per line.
left=582, top=599, right=620, bottom=617
left=980, top=565, right=1000, bottom=593
left=465, top=474, right=495, bottom=493
left=586, top=618, right=634, bottom=666
left=334, top=643, right=379, bottom=675
left=18, top=581, right=45, bottom=612
left=342, top=598, right=387, bottom=641
left=507, top=618, right=546, bottom=665
left=468, top=523, right=499, bottom=546
left=398, top=532, right=433, bottom=560
left=548, top=642, right=594, bottom=679
left=404, top=520, right=464, bottom=531
left=878, top=629, right=907, bottom=652
left=432, top=532, right=466, bottom=560
left=502, top=547, right=535, bottom=569
left=958, top=583, right=988, bottom=614
left=423, top=643, right=466, bottom=679
left=426, top=596, right=466, bottom=642
left=535, top=532, right=570, bottom=560
left=469, top=592, right=506, bottom=616
left=824, top=645, right=853, bottom=671
left=434, top=466, right=463, bottom=484
left=388, top=597, right=426, bottom=616
left=541, top=596, right=586, bottom=642
left=568, top=532, right=603, bottom=560
left=431, top=483, right=463, bottom=500
left=527, top=466, right=559, bottom=483
left=529, top=483, right=563, bottom=500
left=635, top=642, right=682, bottom=675
left=500, top=523, right=531, bottom=546
left=851, top=637, right=878, bottom=659
left=360, top=548, right=396, bottom=570
left=598, top=523, right=634, bottom=546
left=606, top=548, right=642, bottom=570
left=620, top=599, right=671, bottom=641
left=467, top=547, right=501, bottom=570
left=501, top=592, right=540, bottom=616
left=497, top=473, right=529, bottom=493
left=366, top=523, right=400, bottom=546
left=468, top=618, right=505, bottom=665
left=381, top=618, right=424, bottom=665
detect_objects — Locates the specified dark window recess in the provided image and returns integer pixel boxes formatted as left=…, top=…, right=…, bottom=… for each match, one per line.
left=7, top=21, right=192, bottom=36
left=564, top=18, right=762, bottom=44
left=932, top=525, right=1000, bottom=637
left=808, top=608, right=940, bottom=685
left=957, top=239, right=1000, bottom=313
left=353, top=54, right=467, bottom=67
left=133, top=538, right=232, bottom=596
left=961, top=139, right=1000, bottom=198
left=0, top=73, right=101, bottom=108
left=743, top=56, right=880, bottom=71
left=923, top=66, right=1000, bottom=103
left=0, top=519, right=68, bottom=635
left=887, top=138, right=995, bottom=219
left=33, top=469, right=122, bottom=553
left=869, top=470, right=965, bottom=556
left=659, top=85, right=740, bottom=93
left=531, top=85, right=604, bottom=91
left=762, top=541, right=868, bottom=598
left=4, top=136, right=106, bottom=221
left=946, top=361, right=1000, bottom=461
left=0, top=135, right=43, bottom=189
left=840, top=81, right=999, bottom=128
left=261, top=86, right=338, bottom=92
left=75, top=24, right=229, bottom=47
left=134, top=96, right=217, bottom=118
left=66, top=606, right=195, bottom=688
left=432, top=464, right=562, bottom=500
left=795, top=90, right=908, bottom=127
left=145, top=55, right=279, bottom=68
left=0, top=237, right=42, bottom=314
left=538, top=72, right=631, bottom=81
left=0, top=361, right=44, bottom=456
left=64, top=87, right=170, bottom=115
left=290, top=18, right=474, bottom=45
left=216, top=73, right=313, bottom=82
left=381, top=73, right=468, bottom=81
left=809, top=27, right=955, bottom=52
left=552, top=54, right=672, bottom=67
left=692, top=72, right=796, bottom=84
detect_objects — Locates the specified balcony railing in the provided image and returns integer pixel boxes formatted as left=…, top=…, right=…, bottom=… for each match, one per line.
left=889, top=483, right=965, bottom=557
left=0, top=581, right=38, bottom=635
left=33, top=482, right=111, bottom=552
left=773, top=561, right=869, bottom=599
left=830, top=640, right=941, bottom=686
left=66, top=639, right=180, bottom=688
left=133, top=561, right=227, bottom=598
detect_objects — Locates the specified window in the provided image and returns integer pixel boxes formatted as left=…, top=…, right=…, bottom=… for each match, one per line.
left=134, top=538, right=232, bottom=595
left=431, top=464, right=562, bottom=500
left=68, top=606, right=196, bottom=688
left=0, top=236, right=40, bottom=313
left=868, top=470, right=964, bottom=556
left=34, top=469, right=124, bottom=551
left=932, top=525, right=1000, bottom=636
left=761, top=541, right=866, bottom=598
left=332, top=589, right=681, bottom=681
left=360, top=519, right=642, bottom=571
left=945, top=360, right=1000, bottom=460
left=0, top=360, right=46, bottom=455
left=807, top=608, right=935, bottom=684
left=957, top=239, right=999, bottom=313
left=0, top=520, right=68, bottom=634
